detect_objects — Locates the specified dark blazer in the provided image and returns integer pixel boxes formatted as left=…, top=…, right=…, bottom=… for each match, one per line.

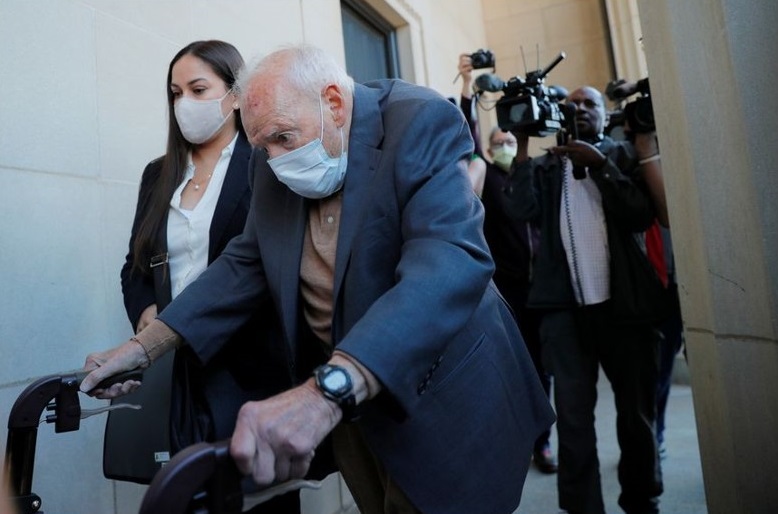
left=159, top=80, right=555, bottom=514
left=120, top=132, right=291, bottom=445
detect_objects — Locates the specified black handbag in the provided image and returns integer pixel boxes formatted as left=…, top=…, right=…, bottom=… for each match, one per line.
left=102, top=347, right=215, bottom=484
left=103, top=245, right=212, bottom=483
left=102, top=350, right=174, bottom=484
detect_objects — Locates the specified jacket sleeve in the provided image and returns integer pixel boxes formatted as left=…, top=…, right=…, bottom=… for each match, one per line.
left=120, top=160, right=161, bottom=331
left=335, top=95, right=495, bottom=414
left=459, top=94, right=483, bottom=159
left=589, top=142, right=655, bottom=233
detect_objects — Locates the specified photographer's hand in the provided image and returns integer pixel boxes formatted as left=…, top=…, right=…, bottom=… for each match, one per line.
left=458, top=53, right=474, bottom=98
left=549, top=140, right=607, bottom=170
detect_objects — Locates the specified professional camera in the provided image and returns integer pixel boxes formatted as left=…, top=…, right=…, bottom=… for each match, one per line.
left=474, top=52, right=570, bottom=138
left=470, top=48, right=495, bottom=69
left=605, top=77, right=654, bottom=134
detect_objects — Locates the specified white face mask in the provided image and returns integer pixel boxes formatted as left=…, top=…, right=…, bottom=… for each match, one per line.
left=267, top=97, right=347, bottom=199
left=491, top=144, right=518, bottom=171
left=174, top=92, right=232, bottom=144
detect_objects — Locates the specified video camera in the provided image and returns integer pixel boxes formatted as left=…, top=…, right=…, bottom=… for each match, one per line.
left=474, top=52, right=571, bottom=138
left=605, top=77, right=654, bottom=134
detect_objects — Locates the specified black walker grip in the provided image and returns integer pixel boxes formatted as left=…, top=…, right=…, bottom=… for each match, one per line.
left=74, top=368, right=144, bottom=394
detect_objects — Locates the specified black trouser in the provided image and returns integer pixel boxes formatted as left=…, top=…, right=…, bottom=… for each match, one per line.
left=655, top=281, right=684, bottom=447
left=540, top=303, right=663, bottom=514
left=516, top=302, right=553, bottom=451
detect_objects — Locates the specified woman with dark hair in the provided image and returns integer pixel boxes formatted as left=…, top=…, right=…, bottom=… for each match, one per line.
left=111, top=40, right=301, bottom=512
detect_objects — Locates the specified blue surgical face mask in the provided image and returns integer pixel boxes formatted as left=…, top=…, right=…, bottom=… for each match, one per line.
left=267, top=97, right=347, bottom=199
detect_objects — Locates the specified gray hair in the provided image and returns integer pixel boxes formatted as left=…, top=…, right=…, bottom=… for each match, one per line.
left=235, top=44, right=354, bottom=100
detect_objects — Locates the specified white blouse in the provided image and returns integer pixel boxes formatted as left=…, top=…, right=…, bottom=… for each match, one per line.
left=166, top=134, right=237, bottom=299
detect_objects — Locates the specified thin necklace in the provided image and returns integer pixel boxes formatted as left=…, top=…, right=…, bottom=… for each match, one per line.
left=188, top=172, right=212, bottom=191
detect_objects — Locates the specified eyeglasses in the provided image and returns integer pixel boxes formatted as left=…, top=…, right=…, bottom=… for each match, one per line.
left=489, top=140, right=517, bottom=149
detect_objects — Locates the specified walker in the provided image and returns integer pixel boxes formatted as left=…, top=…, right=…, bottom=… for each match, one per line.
left=3, top=370, right=319, bottom=513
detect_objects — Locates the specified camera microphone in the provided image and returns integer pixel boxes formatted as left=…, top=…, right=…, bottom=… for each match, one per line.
left=474, top=73, right=505, bottom=93
left=547, top=85, right=569, bottom=102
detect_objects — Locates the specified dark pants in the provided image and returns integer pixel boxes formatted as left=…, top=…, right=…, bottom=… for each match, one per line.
left=540, top=303, right=663, bottom=514
left=517, top=303, right=553, bottom=451
left=655, top=282, right=684, bottom=447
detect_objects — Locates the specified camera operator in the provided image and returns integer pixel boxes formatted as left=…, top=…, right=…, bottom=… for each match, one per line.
left=458, top=51, right=558, bottom=474
left=503, top=85, right=665, bottom=514
left=609, top=79, right=684, bottom=462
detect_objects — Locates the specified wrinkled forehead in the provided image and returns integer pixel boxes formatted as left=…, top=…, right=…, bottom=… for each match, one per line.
left=241, top=77, right=320, bottom=145
left=243, top=73, right=317, bottom=117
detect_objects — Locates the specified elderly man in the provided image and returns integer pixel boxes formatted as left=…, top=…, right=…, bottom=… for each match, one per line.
left=503, top=85, right=665, bottom=514
left=82, top=44, right=553, bottom=514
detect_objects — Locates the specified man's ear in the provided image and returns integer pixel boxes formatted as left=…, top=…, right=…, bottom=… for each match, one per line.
left=322, top=83, right=346, bottom=127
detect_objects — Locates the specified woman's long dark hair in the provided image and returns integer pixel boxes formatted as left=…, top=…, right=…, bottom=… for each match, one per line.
left=132, top=40, right=245, bottom=273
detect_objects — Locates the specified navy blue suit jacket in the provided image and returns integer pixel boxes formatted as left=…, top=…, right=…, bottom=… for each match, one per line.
left=120, top=132, right=290, bottom=444
left=160, top=80, right=554, bottom=514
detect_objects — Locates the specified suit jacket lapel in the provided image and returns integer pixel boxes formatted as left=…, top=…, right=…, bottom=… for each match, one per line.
left=208, top=132, right=252, bottom=263
left=278, top=192, right=307, bottom=352
left=253, top=157, right=308, bottom=355
left=332, top=84, right=384, bottom=327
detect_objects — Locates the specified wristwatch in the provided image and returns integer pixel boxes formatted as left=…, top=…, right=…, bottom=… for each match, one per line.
left=313, top=364, right=358, bottom=422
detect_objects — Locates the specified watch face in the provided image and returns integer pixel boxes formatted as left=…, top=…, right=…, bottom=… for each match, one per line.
left=322, top=368, right=350, bottom=396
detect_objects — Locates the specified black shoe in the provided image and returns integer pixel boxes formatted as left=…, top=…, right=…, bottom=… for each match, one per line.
left=532, top=444, right=558, bottom=474
left=658, top=441, right=667, bottom=460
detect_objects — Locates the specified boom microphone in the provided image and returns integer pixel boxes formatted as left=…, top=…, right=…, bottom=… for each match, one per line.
left=474, top=73, right=506, bottom=93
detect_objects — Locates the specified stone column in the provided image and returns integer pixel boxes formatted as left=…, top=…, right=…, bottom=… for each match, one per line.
left=636, top=1, right=778, bottom=512
left=603, top=0, right=647, bottom=79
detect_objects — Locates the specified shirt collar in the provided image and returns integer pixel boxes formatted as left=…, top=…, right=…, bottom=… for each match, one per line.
left=185, top=132, right=239, bottom=169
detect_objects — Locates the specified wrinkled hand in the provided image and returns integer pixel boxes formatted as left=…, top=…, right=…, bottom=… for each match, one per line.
left=136, top=304, right=158, bottom=333
left=80, top=340, right=147, bottom=398
left=230, top=380, right=341, bottom=486
left=549, top=139, right=607, bottom=169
